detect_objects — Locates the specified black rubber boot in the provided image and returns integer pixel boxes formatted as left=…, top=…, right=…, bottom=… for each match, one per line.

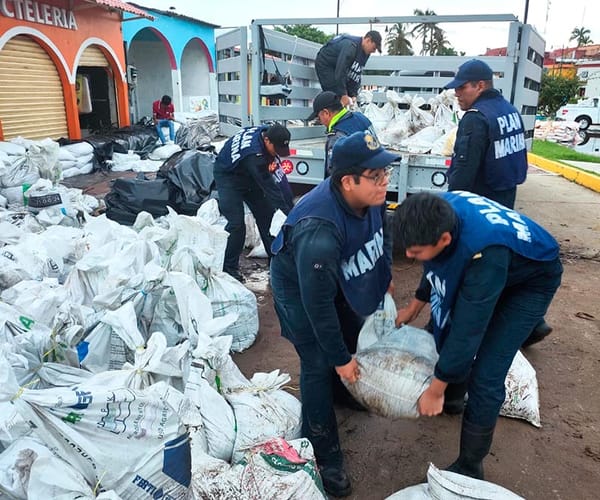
left=446, top=418, right=495, bottom=480
left=522, top=319, right=552, bottom=348
left=320, top=465, right=352, bottom=497
left=443, top=381, right=468, bottom=415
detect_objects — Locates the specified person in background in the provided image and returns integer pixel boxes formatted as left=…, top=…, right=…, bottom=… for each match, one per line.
left=444, top=58, right=553, bottom=346
left=270, top=131, right=399, bottom=497
left=315, top=31, right=381, bottom=108
left=308, top=90, right=378, bottom=178
left=152, top=95, right=175, bottom=145
left=393, top=191, right=562, bottom=481
left=214, top=124, right=293, bottom=282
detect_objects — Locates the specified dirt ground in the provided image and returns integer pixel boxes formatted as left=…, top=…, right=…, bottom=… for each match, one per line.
left=232, top=166, right=600, bottom=499
left=76, top=164, right=600, bottom=499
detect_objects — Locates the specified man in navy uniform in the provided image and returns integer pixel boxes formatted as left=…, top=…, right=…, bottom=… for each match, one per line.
left=308, top=90, right=377, bottom=178
left=214, top=124, right=293, bottom=281
left=393, top=191, right=562, bottom=480
left=270, top=131, right=399, bottom=497
left=315, top=31, right=381, bottom=107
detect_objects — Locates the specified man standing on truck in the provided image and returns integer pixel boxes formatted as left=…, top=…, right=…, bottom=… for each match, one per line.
left=270, top=131, right=399, bottom=498
left=393, top=191, right=562, bottom=481
left=442, top=58, right=553, bottom=345
left=214, top=124, right=294, bottom=282
left=308, top=90, right=377, bottom=178
left=315, top=31, right=381, bottom=108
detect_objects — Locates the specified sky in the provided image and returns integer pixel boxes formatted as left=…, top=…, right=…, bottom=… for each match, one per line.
left=137, top=0, right=599, bottom=55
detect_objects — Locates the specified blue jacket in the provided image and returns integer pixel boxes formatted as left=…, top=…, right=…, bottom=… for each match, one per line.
left=426, top=191, right=559, bottom=351
left=216, top=126, right=266, bottom=171
left=448, top=89, right=528, bottom=207
left=272, top=178, right=391, bottom=317
left=325, top=110, right=376, bottom=177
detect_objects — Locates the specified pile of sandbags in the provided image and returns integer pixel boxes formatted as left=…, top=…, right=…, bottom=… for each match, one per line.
left=0, top=198, right=310, bottom=498
left=534, top=119, right=583, bottom=145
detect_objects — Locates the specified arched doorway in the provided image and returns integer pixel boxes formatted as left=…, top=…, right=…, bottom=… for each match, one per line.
left=181, top=38, right=213, bottom=112
left=127, top=28, right=176, bottom=123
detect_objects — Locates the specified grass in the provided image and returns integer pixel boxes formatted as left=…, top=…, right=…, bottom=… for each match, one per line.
left=532, top=139, right=600, bottom=164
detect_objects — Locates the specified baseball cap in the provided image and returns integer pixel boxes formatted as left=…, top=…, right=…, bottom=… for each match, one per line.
left=332, top=131, right=400, bottom=172
left=444, top=59, right=493, bottom=89
left=366, top=30, right=382, bottom=53
left=307, top=91, right=342, bottom=120
left=265, top=124, right=291, bottom=157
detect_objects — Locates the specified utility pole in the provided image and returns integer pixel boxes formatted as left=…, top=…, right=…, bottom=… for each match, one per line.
left=336, top=0, right=340, bottom=35
left=523, top=0, right=530, bottom=23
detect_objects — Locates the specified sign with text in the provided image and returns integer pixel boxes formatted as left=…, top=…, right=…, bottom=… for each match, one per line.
left=1, top=0, right=78, bottom=30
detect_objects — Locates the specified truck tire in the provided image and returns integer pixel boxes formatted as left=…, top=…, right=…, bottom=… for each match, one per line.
left=577, top=130, right=590, bottom=146
left=575, top=115, right=592, bottom=130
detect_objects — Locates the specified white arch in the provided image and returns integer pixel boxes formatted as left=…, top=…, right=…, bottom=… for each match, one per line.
left=0, top=26, right=71, bottom=80
left=74, top=37, right=126, bottom=83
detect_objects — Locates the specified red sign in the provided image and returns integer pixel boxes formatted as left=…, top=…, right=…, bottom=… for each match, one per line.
left=281, top=159, right=294, bottom=175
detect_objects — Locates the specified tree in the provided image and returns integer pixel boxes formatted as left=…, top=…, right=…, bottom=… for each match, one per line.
left=537, top=72, right=581, bottom=117
left=275, top=25, right=334, bottom=45
left=411, top=9, right=441, bottom=55
left=569, top=26, right=593, bottom=46
left=385, top=23, right=413, bottom=55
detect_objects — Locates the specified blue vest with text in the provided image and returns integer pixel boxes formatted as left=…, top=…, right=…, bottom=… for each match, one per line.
left=471, top=93, right=528, bottom=190
left=216, top=126, right=267, bottom=171
left=272, top=178, right=391, bottom=316
left=427, top=191, right=559, bottom=348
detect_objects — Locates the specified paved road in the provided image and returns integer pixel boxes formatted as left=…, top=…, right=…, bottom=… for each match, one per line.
left=517, top=165, right=600, bottom=259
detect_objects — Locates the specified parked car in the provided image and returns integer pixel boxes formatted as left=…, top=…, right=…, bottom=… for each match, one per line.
left=556, top=97, right=600, bottom=130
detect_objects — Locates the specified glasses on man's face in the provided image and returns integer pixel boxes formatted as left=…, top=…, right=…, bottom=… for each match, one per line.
left=359, top=166, right=394, bottom=186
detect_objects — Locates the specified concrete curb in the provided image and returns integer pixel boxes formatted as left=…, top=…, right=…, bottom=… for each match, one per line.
left=528, top=153, right=600, bottom=193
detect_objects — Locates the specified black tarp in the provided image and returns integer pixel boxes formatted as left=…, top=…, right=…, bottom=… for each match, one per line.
left=105, top=149, right=218, bottom=225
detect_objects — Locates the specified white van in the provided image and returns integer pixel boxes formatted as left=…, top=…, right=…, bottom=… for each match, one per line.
left=557, top=97, right=600, bottom=130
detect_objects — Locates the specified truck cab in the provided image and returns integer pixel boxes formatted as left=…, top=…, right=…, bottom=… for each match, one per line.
left=557, top=97, right=600, bottom=130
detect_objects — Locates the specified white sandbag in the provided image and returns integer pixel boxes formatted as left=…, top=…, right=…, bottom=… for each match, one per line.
left=28, top=455, right=124, bottom=499
left=0, top=435, right=55, bottom=498
left=196, top=268, right=259, bottom=352
left=60, top=141, right=94, bottom=157
left=213, top=351, right=302, bottom=463
left=149, top=143, right=182, bottom=160
left=0, top=193, right=6, bottom=208
left=27, top=138, right=61, bottom=183
left=0, top=361, right=192, bottom=499
left=346, top=325, right=438, bottom=419
left=186, top=337, right=237, bottom=462
left=58, top=147, right=77, bottom=162
left=1, top=280, right=69, bottom=326
left=243, top=209, right=262, bottom=250
left=0, top=401, right=31, bottom=447
left=109, top=151, right=141, bottom=172
left=357, top=292, right=397, bottom=351
left=385, top=463, right=524, bottom=499
left=78, top=301, right=145, bottom=372
left=191, top=438, right=326, bottom=500
left=0, top=141, right=27, bottom=156
left=0, top=155, right=39, bottom=188
left=500, top=350, right=541, bottom=427
left=427, top=463, right=524, bottom=499
left=0, top=186, right=25, bottom=206
left=247, top=241, right=268, bottom=259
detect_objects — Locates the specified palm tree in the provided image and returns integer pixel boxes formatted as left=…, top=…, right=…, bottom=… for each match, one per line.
left=569, top=26, right=593, bottom=46
left=411, top=9, right=439, bottom=55
left=385, top=23, right=414, bottom=55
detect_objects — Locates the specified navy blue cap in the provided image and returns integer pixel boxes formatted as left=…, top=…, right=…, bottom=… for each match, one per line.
left=445, top=59, right=493, bottom=89
left=332, top=131, right=400, bottom=171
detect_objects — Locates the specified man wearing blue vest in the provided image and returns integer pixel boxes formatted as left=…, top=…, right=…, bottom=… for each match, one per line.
left=214, top=124, right=294, bottom=282
left=315, top=31, right=381, bottom=107
left=445, top=59, right=553, bottom=349
left=394, top=192, right=562, bottom=481
left=308, top=91, right=377, bottom=178
left=270, top=131, right=399, bottom=497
